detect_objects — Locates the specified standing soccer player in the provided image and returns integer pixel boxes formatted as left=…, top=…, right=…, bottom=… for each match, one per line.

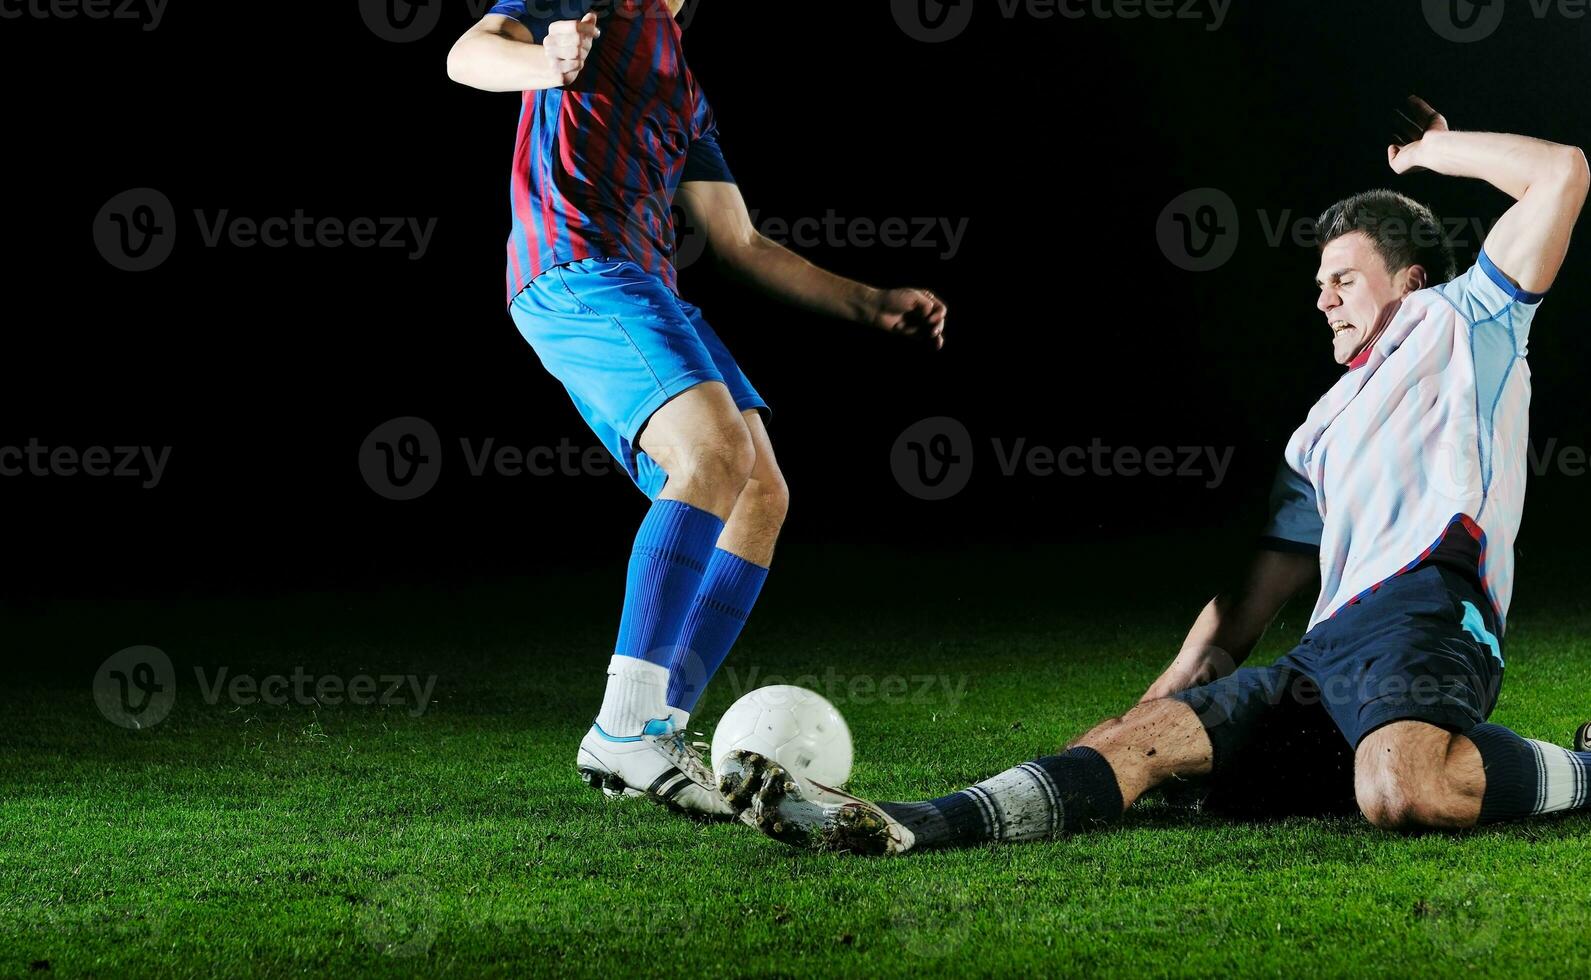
left=447, top=0, right=948, bottom=818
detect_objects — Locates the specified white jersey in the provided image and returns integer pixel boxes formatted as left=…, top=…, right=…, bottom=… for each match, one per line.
left=1263, top=252, right=1544, bottom=633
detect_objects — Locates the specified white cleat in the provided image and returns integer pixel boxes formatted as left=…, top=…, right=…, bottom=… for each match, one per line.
left=576, top=719, right=736, bottom=820
left=718, top=750, right=916, bottom=855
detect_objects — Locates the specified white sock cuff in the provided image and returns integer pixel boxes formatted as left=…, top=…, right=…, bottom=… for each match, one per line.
left=607, top=655, right=669, bottom=686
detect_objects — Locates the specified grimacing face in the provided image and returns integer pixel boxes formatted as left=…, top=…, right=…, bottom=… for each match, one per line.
left=1314, top=231, right=1427, bottom=365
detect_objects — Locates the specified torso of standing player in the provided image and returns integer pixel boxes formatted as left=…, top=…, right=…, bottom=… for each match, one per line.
left=562, top=0, right=701, bottom=171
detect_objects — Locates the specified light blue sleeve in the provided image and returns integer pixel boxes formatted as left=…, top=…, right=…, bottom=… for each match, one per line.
left=1259, top=459, right=1323, bottom=552
left=1436, top=250, right=1545, bottom=357
left=1437, top=252, right=1544, bottom=470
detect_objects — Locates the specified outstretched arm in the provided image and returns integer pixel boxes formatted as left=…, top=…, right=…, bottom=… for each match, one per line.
left=1390, top=96, right=1588, bottom=294
left=1139, top=549, right=1317, bottom=702
left=446, top=13, right=599, bottom=93
left=676, top=180, right=948, bottom=349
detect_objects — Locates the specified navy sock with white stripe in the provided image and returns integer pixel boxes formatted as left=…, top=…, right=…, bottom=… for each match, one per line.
left=879, top=747, right=1125, bottom=849
left=1466, top=723, right=1591, bottom=823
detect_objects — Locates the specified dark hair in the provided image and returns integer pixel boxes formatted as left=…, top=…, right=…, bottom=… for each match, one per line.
left=1316, top=189, right=1457, bottom=285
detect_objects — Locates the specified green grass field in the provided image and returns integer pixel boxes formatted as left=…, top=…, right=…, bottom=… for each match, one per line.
left=4, top=537, right=1590, bottom=977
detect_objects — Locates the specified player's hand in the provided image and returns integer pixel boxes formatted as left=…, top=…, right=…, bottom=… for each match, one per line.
left=1388, top=95, right=1448, bottom=175
left=544, top=13, right=600, bottom=87
left=870, top=287, right=947, bottom=350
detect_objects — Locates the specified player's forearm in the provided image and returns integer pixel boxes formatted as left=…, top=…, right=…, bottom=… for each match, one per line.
left=720, top=235, right=880, bottom=325
left=447, top=31, right=565, bottom=92
left=1141, top=598, right=1259, bottom=702
left=1140, top=550, right=1315, bottom=702
left=1413, top=129, right=1587, bottom=203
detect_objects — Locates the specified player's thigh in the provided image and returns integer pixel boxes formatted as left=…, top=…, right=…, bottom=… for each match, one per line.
left=1197, top=671, right=1358, bottom=818
left=509, top=258, right=737, bottom=493
left=1307, top=566, right=1504, bottom=750
left=636, top=382, right=754, bottom=479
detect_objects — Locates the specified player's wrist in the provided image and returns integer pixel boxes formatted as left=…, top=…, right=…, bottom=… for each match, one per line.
left=854, top=285, right=886, bottom=327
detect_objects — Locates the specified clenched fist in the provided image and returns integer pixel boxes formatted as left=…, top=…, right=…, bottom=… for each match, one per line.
left=545, top=13, right=600, bottom=87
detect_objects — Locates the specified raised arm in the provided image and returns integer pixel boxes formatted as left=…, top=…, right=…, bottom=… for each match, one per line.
left=675, top=179, right=948, bottom=349
left=446, top=13, right=599, bottom=93
left=1139, top=549, right=1317, bottom=702
left=1390, top=96, right=1589, bottom=294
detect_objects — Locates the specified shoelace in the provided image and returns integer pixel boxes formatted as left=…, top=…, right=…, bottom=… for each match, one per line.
left=654, top=730, right=715, bottom=783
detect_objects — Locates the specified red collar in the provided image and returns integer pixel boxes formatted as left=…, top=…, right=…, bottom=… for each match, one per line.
left=1346, top=344, right=1374, bottom=371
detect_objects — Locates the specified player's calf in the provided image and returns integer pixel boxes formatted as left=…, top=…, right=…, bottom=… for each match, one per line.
left=1355, top=719, right=1591, bottom=831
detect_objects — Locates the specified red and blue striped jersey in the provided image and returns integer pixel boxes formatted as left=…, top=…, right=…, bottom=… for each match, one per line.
left=488, top=0, right=736, bottom=305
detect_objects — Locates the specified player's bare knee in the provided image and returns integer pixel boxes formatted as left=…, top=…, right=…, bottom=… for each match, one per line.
left=660, top=426, right=756, bottom=500
left=742, top=467, right=790, bottom=529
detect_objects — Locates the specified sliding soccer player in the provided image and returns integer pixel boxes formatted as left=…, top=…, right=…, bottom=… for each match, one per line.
left=725, top=98, right=1591, bottom=853
left=447, top=1, right=947, bottom=818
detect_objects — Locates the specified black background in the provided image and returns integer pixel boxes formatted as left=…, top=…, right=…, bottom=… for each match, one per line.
left=3, top=0, right=1588, bottom=598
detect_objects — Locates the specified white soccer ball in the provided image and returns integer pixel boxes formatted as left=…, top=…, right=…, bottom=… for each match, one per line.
left=710, top=685, right=853, bottom=788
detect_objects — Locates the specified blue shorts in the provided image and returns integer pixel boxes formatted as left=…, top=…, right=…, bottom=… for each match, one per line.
left=1171, top=565, right=1506, bottom=814
left=509, top=258, right=768, bottom=499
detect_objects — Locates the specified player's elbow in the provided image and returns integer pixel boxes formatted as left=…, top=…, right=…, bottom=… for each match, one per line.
left=446, top=38, right=480, bottom=87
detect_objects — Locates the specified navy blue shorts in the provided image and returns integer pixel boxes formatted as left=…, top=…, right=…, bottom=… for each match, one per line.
left=1170, top=565, right=1506, bottom=815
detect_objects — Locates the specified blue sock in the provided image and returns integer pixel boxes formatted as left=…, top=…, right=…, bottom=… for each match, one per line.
left=666, top=549, right=770, bottom=714
left=613, top=500, right=725, bottom=669
left=1466, top=723, right=1591, bottom=822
